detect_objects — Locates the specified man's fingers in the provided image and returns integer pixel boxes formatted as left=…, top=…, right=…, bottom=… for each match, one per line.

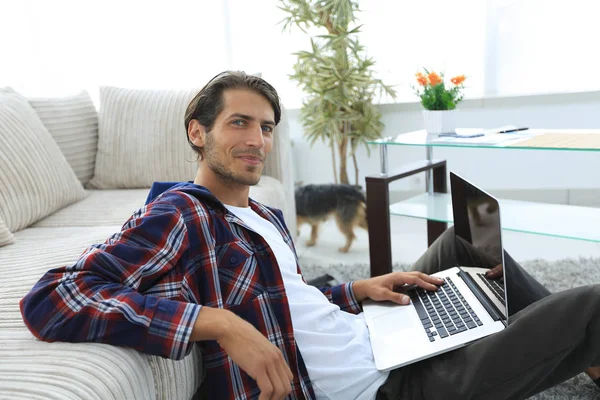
left=401, top=274, right=441, bottom=291
left=257, top=372, right=274, bottom=400
left=383, top=289, right=411, bottom=305
left=245, top=351, right=291, bottom=400
left=274, top=354, right=293, bottom=398
left=266, top=361, right=288, bottom=400
left=400, top=271, right=444, bottom=287
left=486, top=269, right=500, bottom=279
left=413, top=271, right=445, bottom=286
left=486, top=264, right=503, bottom=279
left=280, top=351, right=294, bottom=382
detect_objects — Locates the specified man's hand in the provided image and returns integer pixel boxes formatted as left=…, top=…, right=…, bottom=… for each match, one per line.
left=485, top=263, right=503, bottom=280
left=192, top=307, right=293, bottom=400
left=353, top=271, right=444, bottom=305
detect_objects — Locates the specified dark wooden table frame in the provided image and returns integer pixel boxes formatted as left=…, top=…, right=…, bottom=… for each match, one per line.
left=366, top=159, right=448, bottom=277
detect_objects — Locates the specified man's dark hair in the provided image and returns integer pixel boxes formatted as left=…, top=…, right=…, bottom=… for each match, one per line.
left=184, top=71, right=281, bottom=159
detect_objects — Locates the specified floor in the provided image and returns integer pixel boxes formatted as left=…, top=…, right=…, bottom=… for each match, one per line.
left=295, top=216, right=600, bottom=268
left=295, top=217, right=600, bottom=400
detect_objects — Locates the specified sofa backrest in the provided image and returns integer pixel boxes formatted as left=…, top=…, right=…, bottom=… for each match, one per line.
left=0, top=88, right=87, bottom=239
left=76, top=86, right=292, bottom=191
left=87, top=86, right=200, bottom=189
left=0, top=85, right=294, bottom=245
left=263, top=105, right=295, bottom=227
left=28, top=91, right=99, bottom=186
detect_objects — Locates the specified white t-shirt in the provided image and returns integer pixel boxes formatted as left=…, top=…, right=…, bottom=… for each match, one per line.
left=225, top=205, right=389, bottom=400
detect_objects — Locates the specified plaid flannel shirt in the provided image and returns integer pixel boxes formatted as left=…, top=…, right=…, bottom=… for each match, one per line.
left=20, top=182, right=362, bottom=400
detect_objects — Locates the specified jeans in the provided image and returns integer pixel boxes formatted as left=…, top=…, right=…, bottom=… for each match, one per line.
left=376, top=227, right=600, bottom=400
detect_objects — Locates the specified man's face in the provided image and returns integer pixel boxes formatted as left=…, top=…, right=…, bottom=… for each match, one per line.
left=202, top=89, right=275, bottom=186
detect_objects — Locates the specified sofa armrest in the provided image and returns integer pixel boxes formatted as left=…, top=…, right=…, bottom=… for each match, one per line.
left=250, top=176, right=296, bottom=239
left=262, top=106, right=296, bottom=237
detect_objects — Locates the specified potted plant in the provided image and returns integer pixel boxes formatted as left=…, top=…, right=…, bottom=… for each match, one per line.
left=279, top=0, right=396, bottom=186
left=412, top=69, right=466, bottom=135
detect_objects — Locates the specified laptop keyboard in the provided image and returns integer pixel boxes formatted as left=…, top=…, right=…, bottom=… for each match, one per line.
left=476, top=273, right=506, bottom=305
left=409, top=277, right=483, bottom=342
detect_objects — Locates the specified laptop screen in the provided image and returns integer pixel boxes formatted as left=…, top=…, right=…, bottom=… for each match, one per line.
left=450, top=172, right=509, bottom=322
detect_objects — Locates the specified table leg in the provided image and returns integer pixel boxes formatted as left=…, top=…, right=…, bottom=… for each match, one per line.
left=366, top=159, right=447, bottom=277
left=426, top=146, right=433, bottom=195
left=427, top=163, right=448, bottom=246
left=366, top=178, right=392, bottom=277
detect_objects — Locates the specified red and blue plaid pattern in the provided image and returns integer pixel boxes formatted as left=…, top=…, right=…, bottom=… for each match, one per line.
left=20, top=183, right=362, bottom=399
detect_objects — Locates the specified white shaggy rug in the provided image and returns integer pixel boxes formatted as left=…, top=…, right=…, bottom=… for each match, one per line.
left=300, top=257, right=600, bottom=400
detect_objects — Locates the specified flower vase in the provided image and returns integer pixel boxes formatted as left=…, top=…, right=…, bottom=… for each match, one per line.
left=422, top=109, right=457, bottom=135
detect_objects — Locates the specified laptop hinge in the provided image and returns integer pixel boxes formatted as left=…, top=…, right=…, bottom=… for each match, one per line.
left=457, top=270, right=502, bottom=321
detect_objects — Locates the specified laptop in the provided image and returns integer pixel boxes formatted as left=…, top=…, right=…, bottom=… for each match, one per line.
left=363, top=172, right=511, bottom=371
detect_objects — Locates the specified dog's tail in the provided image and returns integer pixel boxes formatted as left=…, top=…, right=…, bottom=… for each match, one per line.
left=339, top=185, right=366, bottom=204
left=336, top=185, right=368, bottom=229
left=356, top=200, right=368, bottom=229
left=355, top=188, right=368, bottom=229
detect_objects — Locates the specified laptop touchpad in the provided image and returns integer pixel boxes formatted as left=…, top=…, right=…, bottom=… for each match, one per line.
left=369, top=308, right=414, bottom=337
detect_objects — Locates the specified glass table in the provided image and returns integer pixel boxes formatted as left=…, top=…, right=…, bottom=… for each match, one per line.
left=365, top=129, right=600, bottom=277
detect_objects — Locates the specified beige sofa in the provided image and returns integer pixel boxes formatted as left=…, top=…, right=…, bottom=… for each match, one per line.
left=0, top=87, right=295, bottom=399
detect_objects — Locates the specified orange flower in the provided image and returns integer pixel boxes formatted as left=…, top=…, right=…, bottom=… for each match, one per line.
left=428, top=72, right=443, bottom=86
left=415, top=72, right=428, bottom=86
left=451, top=75, right=466, bottom=85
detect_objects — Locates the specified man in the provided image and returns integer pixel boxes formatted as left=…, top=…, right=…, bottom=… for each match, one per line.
left=20, top=71, right=600, bottom=400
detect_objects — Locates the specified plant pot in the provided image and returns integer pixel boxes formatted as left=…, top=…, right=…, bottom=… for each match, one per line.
left=422, top=109, right=457, bottom=135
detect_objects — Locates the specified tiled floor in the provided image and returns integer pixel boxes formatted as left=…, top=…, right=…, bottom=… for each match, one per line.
left=295, top=216, right=600, bottom=268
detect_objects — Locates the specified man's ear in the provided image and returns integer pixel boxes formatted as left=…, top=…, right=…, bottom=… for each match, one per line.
left=188, top=119, right=206, bottom=149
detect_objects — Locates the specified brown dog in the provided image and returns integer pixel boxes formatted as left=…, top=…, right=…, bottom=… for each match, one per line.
left=295, top=184, right=368, bottom=253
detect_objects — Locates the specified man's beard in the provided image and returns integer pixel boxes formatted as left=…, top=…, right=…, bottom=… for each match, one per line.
left=203, top=133, right=264, bottom=187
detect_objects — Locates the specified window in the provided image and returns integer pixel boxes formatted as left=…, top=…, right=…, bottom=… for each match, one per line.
left=228, top=0, right=600, bottom=106
left=487, top=0, right=600, bottom=97
left=226, top=0, right=486, bottom=107
left=1, top=0, right=598, bottom=105
left=0, top=0, right=229, bottom=96
left=226, top=0, right=307, bottom=108
left=358, top=0, right=487, bottom=103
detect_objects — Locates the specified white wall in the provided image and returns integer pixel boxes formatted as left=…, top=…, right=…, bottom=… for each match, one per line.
left=288, top=91, right=600, bottom=192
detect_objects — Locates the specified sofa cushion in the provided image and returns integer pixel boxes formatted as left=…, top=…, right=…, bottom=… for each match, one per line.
left=249, top=175, right=288, bottom=215
left=261, top=105, right=296, bottom=236
left=1, top=226, right=123, bottom=331
left=0, top=225, right=202, bottom=399
left=0, top=88, right=87, bottom=233
left=28, top=91, right=99, bottom=186
left=88, top=86, right=199, bottom=189
left=0, top=217, right=14, bottom=247
left=0, top=331, right=156, bottom=399
left=34, top=189, right=149, bottom=228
